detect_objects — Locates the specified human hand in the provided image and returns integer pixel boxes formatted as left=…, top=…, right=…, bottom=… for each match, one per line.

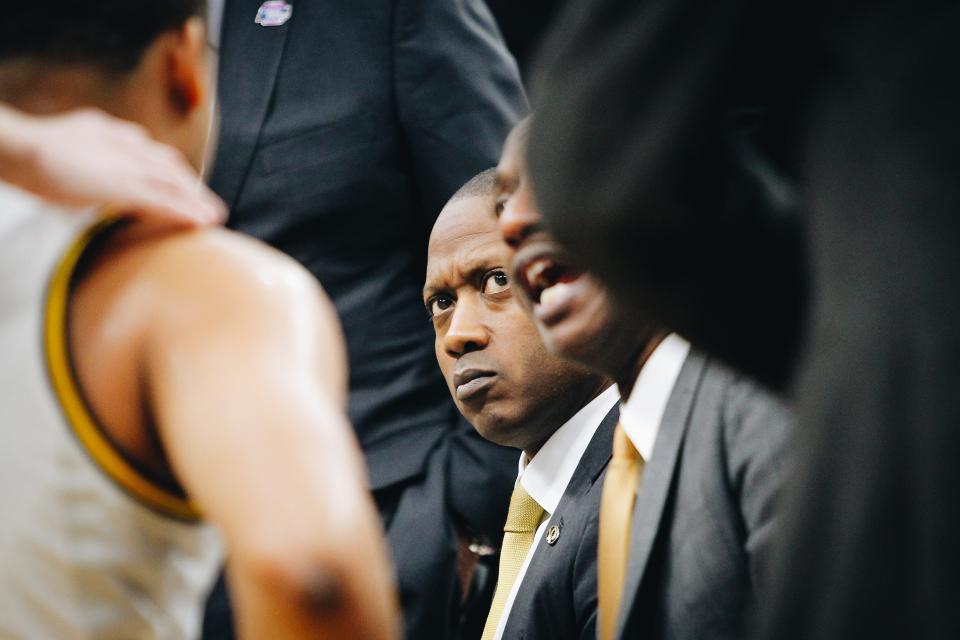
left=0, top=106, right=226, bottom=226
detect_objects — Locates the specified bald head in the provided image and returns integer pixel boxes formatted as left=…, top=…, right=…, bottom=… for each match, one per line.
left=429, top=168, right=500, bottom=260
left=446, top=167, right=497, bottom=204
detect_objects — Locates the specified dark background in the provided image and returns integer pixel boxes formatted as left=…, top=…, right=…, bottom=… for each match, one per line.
left=485, top=0, right=563, bottom=80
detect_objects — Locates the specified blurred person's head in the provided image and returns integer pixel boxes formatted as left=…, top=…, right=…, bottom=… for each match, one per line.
left=496, top=118, right=662, bottom=393
left=425, top=169, right=608, bottom=455
left=0, top=0, right=215, bottom=169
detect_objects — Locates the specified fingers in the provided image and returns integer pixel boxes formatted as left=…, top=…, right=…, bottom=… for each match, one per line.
left=134, top=182, right=227, bottom=229
left=130, top=146, right=228, bottom=227
left=107, top=118, right=228, bottom=227
left=7, top=107, right=228, bottom=227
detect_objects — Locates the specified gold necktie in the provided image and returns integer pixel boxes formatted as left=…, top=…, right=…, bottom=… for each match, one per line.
left=481, top=483, right=546, bottom=640
left=598, top=422, right=645, bottom=640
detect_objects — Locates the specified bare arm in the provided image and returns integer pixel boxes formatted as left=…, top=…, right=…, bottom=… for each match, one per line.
left=141, top=231, right=399, bottom=639
left=0, top=104, right=224, bottom=226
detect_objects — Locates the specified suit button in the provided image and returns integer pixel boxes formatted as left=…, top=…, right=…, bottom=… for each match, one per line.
left=546, top=525, right=561, bottom=545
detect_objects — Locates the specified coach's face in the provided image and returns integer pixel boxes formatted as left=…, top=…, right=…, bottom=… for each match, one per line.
left=496, top=120, right=649, bottom=378
left=425, top=194, right=606, bottom=454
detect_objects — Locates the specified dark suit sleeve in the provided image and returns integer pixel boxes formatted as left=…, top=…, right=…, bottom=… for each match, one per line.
left=721, top=377, right=793, bottom=597
left=393, top=0, right=528, bottom=224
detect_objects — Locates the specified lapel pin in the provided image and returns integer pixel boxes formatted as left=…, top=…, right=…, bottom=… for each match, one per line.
left=546, top=525, right=561, bottom=546
left=255, top=1, right=293, bottom=27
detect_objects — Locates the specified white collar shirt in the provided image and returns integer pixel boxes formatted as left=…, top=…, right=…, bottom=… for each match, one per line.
left=491, top=384, right=620, bottom=639
left=618, top=332, right=691, bottom=463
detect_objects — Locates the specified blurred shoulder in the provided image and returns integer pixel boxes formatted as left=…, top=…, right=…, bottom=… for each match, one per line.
left=119, top=224, right=326, bottom=309
left=77, top=222, right=341, bottom=353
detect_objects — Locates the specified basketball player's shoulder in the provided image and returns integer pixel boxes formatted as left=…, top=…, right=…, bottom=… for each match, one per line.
left=137, top=226, right=328, bottom=314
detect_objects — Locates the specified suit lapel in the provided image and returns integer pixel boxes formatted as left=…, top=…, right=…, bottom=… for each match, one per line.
left=565, top=404, right=619, bottom=495
left=615, top=350, right=709, bottom=637
left=210, top=0, right=293, bottom=210
left=504, top=405, right=618, bottom=637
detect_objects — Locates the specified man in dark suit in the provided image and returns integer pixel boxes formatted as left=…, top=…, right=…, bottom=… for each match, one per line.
left=495, top=119, right=793, bottom=640
left=424, top=170, right=617, bottom=639
left=204, top=1, right=528, bottom=638
left=525, top=1, right=960, bottom=637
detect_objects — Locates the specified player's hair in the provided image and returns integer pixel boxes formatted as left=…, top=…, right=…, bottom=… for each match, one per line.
left=0, top=0, right=207, bottom=73
left=449, top=167, right=499, bottom=204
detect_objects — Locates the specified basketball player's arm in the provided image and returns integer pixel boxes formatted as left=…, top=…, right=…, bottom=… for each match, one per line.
left=140, top=231, right=399, bottom=640
left=0, top=104, right=224, bottom=225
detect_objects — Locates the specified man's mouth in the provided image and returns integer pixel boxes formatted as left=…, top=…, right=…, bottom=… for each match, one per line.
left=516, top=254, right=585, bottom=307
left=453, top=368, right=497, bottom=401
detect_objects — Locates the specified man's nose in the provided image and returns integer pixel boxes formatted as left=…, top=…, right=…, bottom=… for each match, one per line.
left=498, top=193, right=541, bottom=248
left=443, top=297, right=490, bottom=357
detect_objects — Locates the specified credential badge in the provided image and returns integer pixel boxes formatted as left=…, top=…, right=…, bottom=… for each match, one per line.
left=255, top=1, right=293, bottom=27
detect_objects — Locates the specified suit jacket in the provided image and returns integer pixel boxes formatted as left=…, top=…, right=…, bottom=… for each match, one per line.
left=211, top=0, right=526, bottom=496
left=501, top=405, right=619, bottom=640
left=616, top=350, right=791, bottom=640
left=205, top=3, right=526, bottom=638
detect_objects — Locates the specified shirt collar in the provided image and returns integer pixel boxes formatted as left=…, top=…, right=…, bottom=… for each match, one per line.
left=618, top=333, right=691, bottom=461
left=518, top=384, right=620, bottom=515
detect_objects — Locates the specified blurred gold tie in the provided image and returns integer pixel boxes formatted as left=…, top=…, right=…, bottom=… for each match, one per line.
left=481, top=483, right=545, bottom=640
left=598, top=422, right=645, bottom=640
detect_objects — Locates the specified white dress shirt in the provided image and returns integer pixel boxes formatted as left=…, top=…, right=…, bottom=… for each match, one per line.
left=491, top=384, right=621, bottom=640
left=618, top=332, right=691, bottom=463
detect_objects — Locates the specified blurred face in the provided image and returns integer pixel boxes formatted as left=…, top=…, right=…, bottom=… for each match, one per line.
left=425, top=194, right=606, bottom=453
left=495, top=121, right=648, bottom=378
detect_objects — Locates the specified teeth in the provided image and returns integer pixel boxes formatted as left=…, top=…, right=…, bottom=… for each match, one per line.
left=539, top=282, right=571, bottom=307
left=525, top=259, right=550, bottom=287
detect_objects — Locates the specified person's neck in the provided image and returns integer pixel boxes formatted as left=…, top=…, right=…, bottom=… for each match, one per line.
left=521, top=377, right=613, bottom=460
left=615, top=331, right=668, bottom=401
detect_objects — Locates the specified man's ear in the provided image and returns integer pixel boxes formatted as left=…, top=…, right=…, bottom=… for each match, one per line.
left=168, top=17, right=208, bottom=115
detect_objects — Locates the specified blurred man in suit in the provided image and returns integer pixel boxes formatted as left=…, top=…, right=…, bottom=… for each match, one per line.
left=526, top=1, right=960, bottom=637
left=204, top=1, right=528, bottom=637
left=496, top=119, right=793, bottom=640
left=424, top=170, right=616, bottom=640
left=526, top=0, right=806, bottom=392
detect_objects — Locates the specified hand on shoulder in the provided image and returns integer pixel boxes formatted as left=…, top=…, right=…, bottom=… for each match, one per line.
left=0, top=105, right=226, bottom=227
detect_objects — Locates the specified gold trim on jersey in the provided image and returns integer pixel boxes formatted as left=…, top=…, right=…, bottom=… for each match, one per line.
left=44, top=216, right=201, bottom=522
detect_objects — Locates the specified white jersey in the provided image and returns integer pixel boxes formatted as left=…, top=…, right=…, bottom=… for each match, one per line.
left=0, top=183, right=223, bottom=639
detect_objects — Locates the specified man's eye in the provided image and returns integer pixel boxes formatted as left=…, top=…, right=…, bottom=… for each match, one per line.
left=428, top=296, right=454, bottom=318
left=482, top=271, right=510, bottom=295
